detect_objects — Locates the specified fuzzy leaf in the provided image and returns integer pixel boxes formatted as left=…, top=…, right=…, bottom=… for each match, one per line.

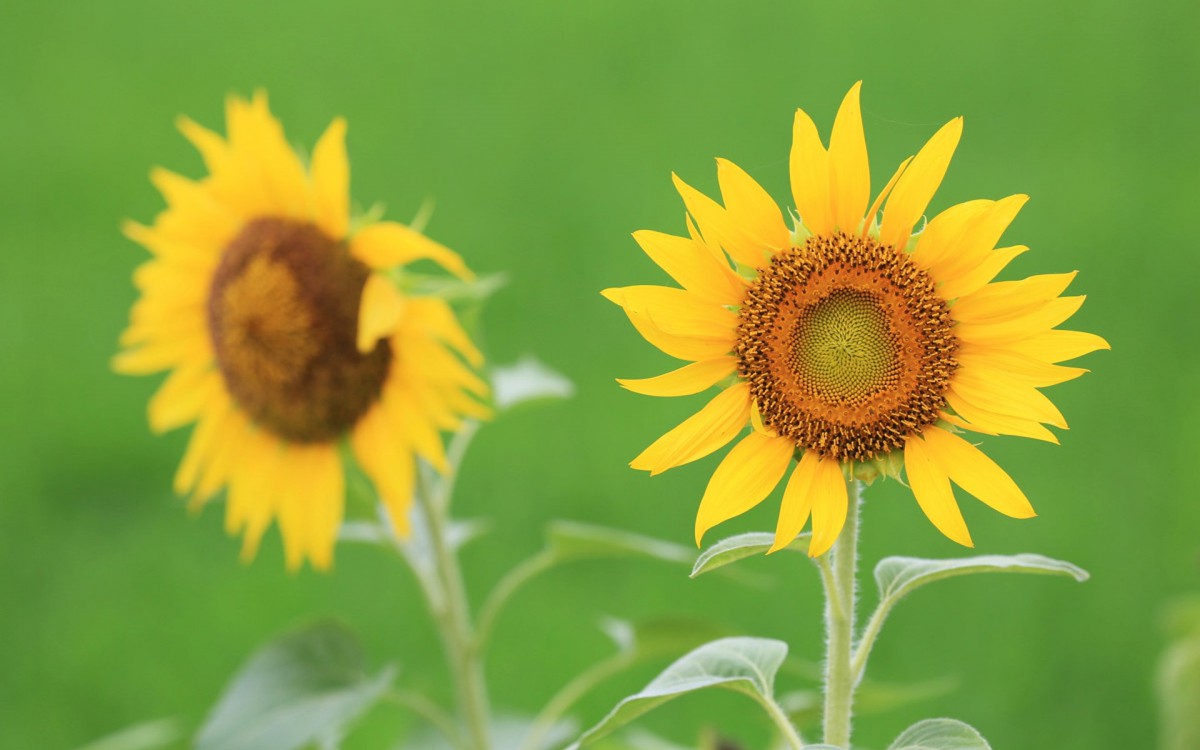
left=196, top=621, right=394, bottom=750
left=690, top=532, right=812, bottom=578
left=76, top=719, right=182, bottom=750
left=888, top=718, right=991, bottom=750
left=875, top=553, right=1088, bottom=607
left=570, top=637, right=787, bottom=748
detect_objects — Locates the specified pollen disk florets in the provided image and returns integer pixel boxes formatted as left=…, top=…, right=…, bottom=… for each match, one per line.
left=735, top=232, right=957, bottom=461
left=208, top=218, right=390, bottom=442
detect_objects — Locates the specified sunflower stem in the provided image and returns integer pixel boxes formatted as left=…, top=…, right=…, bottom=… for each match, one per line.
left=822, top=477, right=861, bottom=748
left=415, top=470, right=493, bottom=750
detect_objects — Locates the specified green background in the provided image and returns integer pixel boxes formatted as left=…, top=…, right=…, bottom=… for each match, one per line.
left=2, top=0, right=1197, bottom=748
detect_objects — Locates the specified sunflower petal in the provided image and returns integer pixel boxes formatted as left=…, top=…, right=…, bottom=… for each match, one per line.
left=632, top=383, right=750, bottom=475
left=1008, top=329, right=1111, bottom=363
left=771, top=450, right=819, bottom=552
left=632, top=230, right=746, bottom=305
left=695, top=432, right=795, bottom=545
left=828, top=81, right=870, bottom=233
left=905, top=435, right=973, bottom=547
left=351, top=221, right=473, bottom=279
left=880, top=117, right=963, bottom=250
left=921, top=426, right=1036, bottom=519
left=673, top=173, right=765, bottom=268
left=357, top=274, right=406, bottom=353
left=715, top=158, right=790, bottom=252
left=311, top=117, right=350, bottom=239
left=601, top=285, right=737, bottom=339
left=790, top=107, right=831, bottom=236
left=618, top=357, right=737, bottom=397
left=806, top=457, right=848, bottom=558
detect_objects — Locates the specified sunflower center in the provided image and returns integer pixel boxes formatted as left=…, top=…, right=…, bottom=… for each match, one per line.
left=207, top=218, right=390, bottom=443
left=736, top=232, right=957, bottom=462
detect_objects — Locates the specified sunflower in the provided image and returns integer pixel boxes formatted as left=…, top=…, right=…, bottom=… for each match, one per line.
left=605, top=83, right=1107, bottom=557
left=115, top=93, right=489, bottom=570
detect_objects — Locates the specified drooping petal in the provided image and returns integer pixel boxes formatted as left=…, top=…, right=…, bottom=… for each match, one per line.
left=695, top=432, right=795, bottom=545
left=148, top=366, right=222, bottom=433
left=352, top=404, right=416, bottom=536
left=406, top=297, right=485, bottom=367
left=806, top=456, right=849, bottom=558
left=828, top=81, right=870, bottom=233
left=771, top=450, right=820, bottom=552
left=275, top=443, right=344, bottom=571
left=879, top=117, right=963, bottom=250
left=631, top=383, right=751, bottom=475
left=357, top=273, right=406, bottom=353
left=310, top=117, right=350, bottom=239
left=921, top=426, right=1036, bottom=519
left=715, top=158, right=790, bottom=252
left=618, top=357, right=737, bottom=397
left=905, top=435, right=972, bottom=547
left=351, top=221, right=473, bottom=279
left=789, top=107, right=831, bottom=236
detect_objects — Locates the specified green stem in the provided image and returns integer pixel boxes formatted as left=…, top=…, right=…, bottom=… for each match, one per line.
left=758, top=695, right=807, bottom=750
left=475, top=549, right=558, bottom=654
left=519, top=651, right=637, bottom=750
left=849, top=600, right=890, bottom=687
left=416, top=471, right=493, bottom=750
left=822, top=477, right=862, bottom=748
left=386, top=690, right=465, bottom=749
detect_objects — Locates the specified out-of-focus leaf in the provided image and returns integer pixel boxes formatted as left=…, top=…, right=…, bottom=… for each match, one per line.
left=546, top=521, right=694, bottom=565
left=887, top=718, right=991, bottom=750
left=599, top=617, right=728, bottom=657
left=403, top=715, right=577, bottom=750
left=1159, top=596, right=1200, bottom=750
left=690, top=532, right=812, bottom=578
left=75, top=719, right=182, bottom=750
left=398, top=271, right=509, bottom=302
left=875, top=554, right=1088, bottom=609
left=492, top=356, right=575, bottom=411
left=196, top=620, right=394, bottom=750
left=569, top=637, right=788, bottom=748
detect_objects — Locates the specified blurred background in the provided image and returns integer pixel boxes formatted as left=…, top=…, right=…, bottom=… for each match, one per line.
left=2, top=0, right=1198, bottom=748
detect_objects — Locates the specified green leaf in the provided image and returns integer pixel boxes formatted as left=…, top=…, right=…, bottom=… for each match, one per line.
left=599, top=617, right=729, bottom=657
left=491, top=356, right=575, bottom=411
left=888, top=718, right=991, bottom=749
left=875, top=553, right=1088, bottom=606
left=570, top=637, right=788, bottom=748
left=546, top=521, right=694, bottom=565
left=75, top=719, right=182, bottom=750
left=690, top=532, right=812, bottom=578
left=196, top=620, right=395, bottom=750
left=1158, top=601, right=1200, bottom=750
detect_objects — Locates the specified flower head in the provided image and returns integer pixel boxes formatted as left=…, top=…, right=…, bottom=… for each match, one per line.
left=116, top=92, right=489, bottom=570
left=605, top=83, right=1107, bottom=557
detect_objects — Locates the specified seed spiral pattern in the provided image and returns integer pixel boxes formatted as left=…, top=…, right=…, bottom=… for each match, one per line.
left=735, top=232, right=958, bottom=461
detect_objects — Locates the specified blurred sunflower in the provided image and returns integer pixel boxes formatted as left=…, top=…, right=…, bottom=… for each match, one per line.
left=605, top=83, right=1107, bottom=557
left=115, top=93, right=489, bottom=570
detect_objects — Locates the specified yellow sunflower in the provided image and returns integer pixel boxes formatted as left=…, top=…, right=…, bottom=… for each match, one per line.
left=115, top=92, right=489, bottom=570
left=605, top=83, right=1107, bottom=558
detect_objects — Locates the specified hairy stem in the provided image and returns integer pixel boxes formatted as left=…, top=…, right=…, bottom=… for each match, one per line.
left=822, top=477, right=862, bottom=748
left=416, top=470, right=493, bottom=750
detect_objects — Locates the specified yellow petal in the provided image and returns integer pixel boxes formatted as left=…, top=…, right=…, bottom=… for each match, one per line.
left=601, top=285, right=737, bottom=340
left=921, top=426, right=1036, bottom=519
left=351, top=221, right=473, bottom=279
left=1007, top=329, right=1110, bottom=363
left=945, top=390, right=1059, bottom=443
left=407, top=297, right=484, bottom=367
left=957, top=350, right=1087, bottom=387
left=936, top=245, right=1029, bottom=301
left=929, top=194, right=1028, bottom=283
left=173, top=395, right=233, bottom=497
left=148, top=366, right=221, bottom=433
left=879, top=117, right=963, bottom=250
left=695, top=432, right=795, bottom=545
left=244, top=91, right=310, bottom=219
left=610, top=300, right=733, bottom=362
left=226, top=428, right=283, bottom=562
left=789, top=107, right=831, bottom=236
left=357, top=274, right=406, bottom=353
left=862, top=156, right=912, bottom=236
left=904, top=435, right=973, bottom=547
left=275, top=443, right=344, bottom=571
left=631, top=383, right=750, bottom=475
left=311, top=117, right=350, bottom=239
left=828, top=82, right=870, bottom=233
left=955, top=296, right=1087, bottom=346
left=715, top=158, right=790, bottom=252
left=353, top=406, right=417, bottom=537
left=632, top=230, right=746, bottom=305
left=771, top=450, right=820, bottom=552
left=192, top=409, right=253, bottom=508
left=806, top=457, right=848, bottom=557
left=673, top=173, right=766, bottom=269
left=910, top=199, right=993, bottom=272
left=618, top=357, right=737, bottom=397
left=951, top=370, right=1068, bottom=428
left=953, top=272, right=1079, bottom=323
